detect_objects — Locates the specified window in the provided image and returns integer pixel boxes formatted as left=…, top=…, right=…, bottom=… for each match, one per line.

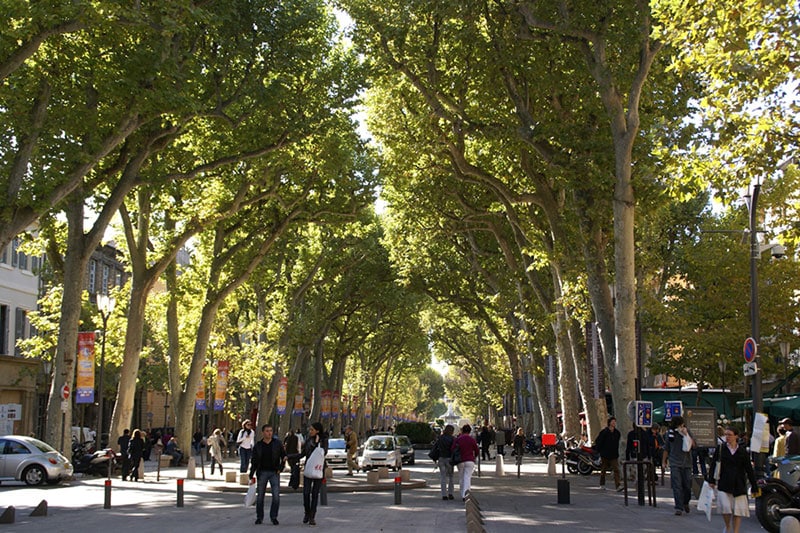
left=11, top=239, right=18, bottom=267
left=14, top=307, right=27, bottom=357
left=6, top=441, right=30, bottom=454
left=0, top=245, right=7, bottom=264
left=88, top=260, right=97, bottom=294
left=102, top=264, right=109, bottom=294
left=0, top=305, right=8, bottom=356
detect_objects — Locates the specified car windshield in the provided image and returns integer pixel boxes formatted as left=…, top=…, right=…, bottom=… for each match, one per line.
left=26, top=438, right=56, bottom=453
left=366, top=437, right=393, bottom=451
left=328, top=438, right=345, bottom=450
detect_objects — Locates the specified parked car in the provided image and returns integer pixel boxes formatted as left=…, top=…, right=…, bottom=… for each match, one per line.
left=0, top=435, right=73, bottom=486
left=394, top=435, right=415, bottom=465
left=326, top=438, right=348, bottom=467
left=358, top=435, right=401, bottom=471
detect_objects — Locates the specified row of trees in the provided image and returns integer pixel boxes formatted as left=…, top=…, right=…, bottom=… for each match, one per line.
left=336, top=0, right=800, bottom=439
left=3, top=0, right=799, bottom=451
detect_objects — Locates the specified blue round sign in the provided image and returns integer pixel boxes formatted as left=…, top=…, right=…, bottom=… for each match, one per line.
left=743, top=337, right=757, bottom=363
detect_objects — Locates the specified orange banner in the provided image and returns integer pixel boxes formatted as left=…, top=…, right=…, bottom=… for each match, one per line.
left=276, top=376, right=288, bottom=415
left=214, top=361, right=229, bottom=411
left=75, top=332, right=95, bottom=404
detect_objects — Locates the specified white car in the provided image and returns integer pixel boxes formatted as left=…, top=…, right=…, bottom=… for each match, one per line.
left=358, top=435, right=401, bottom=471
left=326, top=438, right=348, bottom=467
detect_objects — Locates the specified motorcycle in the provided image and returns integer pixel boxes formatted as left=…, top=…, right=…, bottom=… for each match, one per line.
left=756, top=464, right=800, bottom=533
left=72, top=440, right=119, bottom=477
left=565, top=444, right=602, bottom=476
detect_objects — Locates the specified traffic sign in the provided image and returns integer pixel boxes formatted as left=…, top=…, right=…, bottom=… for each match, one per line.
left=635, top=401, right=653, bottom=427
left=743, top=362, right=758, bottom=377
left=744, top=337, right=757, bottom=363
left=664, top=401, right=683, bottom=421
left=60, top=384, right=70, bottom=400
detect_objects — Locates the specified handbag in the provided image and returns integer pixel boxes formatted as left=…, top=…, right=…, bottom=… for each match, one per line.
left=304, top=445, right=325, bottom=479
left=682, top=434, right=692, bottom=452
left=450, top=445, right=462, bottom=466
left=428, top=441, right=441, bottom=462
left=244, top=480, right=257, bottom=507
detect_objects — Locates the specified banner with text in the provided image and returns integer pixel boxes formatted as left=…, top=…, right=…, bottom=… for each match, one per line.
left=76, top=332, right=96, bottom=404
left=276, top=377, right=288, bottom=415
left=214, top=361, right=229, bottom=411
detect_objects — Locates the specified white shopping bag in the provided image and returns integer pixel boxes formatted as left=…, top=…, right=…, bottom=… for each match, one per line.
left=244, top=479, right=256, bottom=507
left=696, top=481, right=714, bottom=521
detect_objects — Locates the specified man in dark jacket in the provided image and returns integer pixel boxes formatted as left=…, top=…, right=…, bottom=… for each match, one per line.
left=117, top=429, right=131, bottom=481
left=594, top=417, right=622, bottom=491
left=249, top=424, right=287, bottom=525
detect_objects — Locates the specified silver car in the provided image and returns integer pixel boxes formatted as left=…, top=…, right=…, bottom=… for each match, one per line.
left=326, top=438, right=348, bottom=467
left=0, top=435, right=73, bottom=486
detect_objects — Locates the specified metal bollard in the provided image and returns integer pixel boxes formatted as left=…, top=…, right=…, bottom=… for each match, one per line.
left=104, top=479, right=112, bottom=509
left=177, top=479, right=184, bottom=507
left=320, top=477, right=328, bottom=506
left=394, top=476, right=402, bottom=505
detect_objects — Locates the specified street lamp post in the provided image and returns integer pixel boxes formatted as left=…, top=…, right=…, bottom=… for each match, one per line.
left=96, top=294, right=115, bottom=448
left=747, top=183, right=766, bottom=477
left=719, top=358, right=727, bottom=414
left=781, top=342, right=791, bottom=394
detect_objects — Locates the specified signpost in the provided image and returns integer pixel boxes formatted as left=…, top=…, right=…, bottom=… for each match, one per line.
left=744, top=337, right=757, bottom=363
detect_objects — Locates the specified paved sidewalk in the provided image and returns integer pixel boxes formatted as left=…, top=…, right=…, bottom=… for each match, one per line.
left=0, top=454, right=767, bottom=532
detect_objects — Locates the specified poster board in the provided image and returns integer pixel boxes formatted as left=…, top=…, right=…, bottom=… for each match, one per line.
left=684, top=406, right=718, bottom=448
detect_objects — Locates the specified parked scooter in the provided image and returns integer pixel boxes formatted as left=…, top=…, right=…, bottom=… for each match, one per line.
left=72, top=440, right=118, bottom=477
left=756, top=463, right=800, bottom=533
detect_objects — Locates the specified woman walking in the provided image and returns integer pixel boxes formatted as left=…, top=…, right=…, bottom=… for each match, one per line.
left=707, top=426, right=760, bottom=533
left=128, top=429, right=144, bottom=481
left=208, top=428, right=225, bottom=475
left=452, top=424, right=480, bottom=501
left=434, top=424, right=456, bottom=500
left=301, top=422, right=328, bottom=525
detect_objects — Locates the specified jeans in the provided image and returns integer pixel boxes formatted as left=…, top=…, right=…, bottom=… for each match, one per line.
left=287, top=458, right=300, bottom=489
left=438, top=457, right=454, bottom=497
left=239, top=447, right=252, bottom=473
left=256, top=470, right=280, bottom=521
left=670, top=465, right=693, bottom=511
left=303, top=476, right=322, bottom=517
left=458, top=461, right=475, bottom=499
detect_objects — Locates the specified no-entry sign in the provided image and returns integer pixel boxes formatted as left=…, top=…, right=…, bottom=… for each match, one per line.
left=743, top=337, right=757, bottom=363
left=61, top=384, right=70, bottom=400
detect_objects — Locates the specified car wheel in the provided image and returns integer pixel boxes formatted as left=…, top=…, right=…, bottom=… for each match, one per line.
left=22, top=464, right=47, bottom=486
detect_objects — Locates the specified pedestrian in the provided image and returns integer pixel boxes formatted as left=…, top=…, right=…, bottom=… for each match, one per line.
left=165, top=436, right=184, bottom=466
left=249, top=424, right=286, bottom=525
left=208, top=428, right=225, bottom=475
left=117, top=428, right=131, bottom=481
left=780, top=418, right=800, bottom=455
left=192, top=429, right=203, bottom=456
left=707, top=426, right=760, bottom=533
left=664, top=415, right=695, bottom=515
left=513, top=428, right=525, bottom=457
left=479, top=422, right=492, bottom=461
left=773, top=425, right=787, bottom=458
left=301, top=422, right=328, bottom=526
left=237, top=419, right=255, bottom=473
left=284, top=429, right=301, bottom=490
left=433, top=424, right=456, bottom=500
left=453, top=424, right=480, bottom=501
left=344, top=425, right=358, bottom=476
left=128, top=429, right=144, bottom=481
left=594, top=417, right=622, bottom=491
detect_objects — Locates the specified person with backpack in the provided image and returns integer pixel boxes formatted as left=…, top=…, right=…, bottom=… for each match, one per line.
left=432, top=424, right=456, bottom=500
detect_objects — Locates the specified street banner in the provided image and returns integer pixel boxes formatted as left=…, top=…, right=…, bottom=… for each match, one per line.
left=276, top=376, right=288, bottom=415
left=214, top=361, right=229, bottom=411
left=76, top=332, right=96, bottom=404
left=293, top=383, right=305, bottom=415
left=195, top=375, right=206, bottom=411
left=332, top=390, right=340, bottom=419
left=351, top=395, right=359, bottom=420
left=321, top=389, right=332, bottom=418
left=365, top=397, right=372, bottom=419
